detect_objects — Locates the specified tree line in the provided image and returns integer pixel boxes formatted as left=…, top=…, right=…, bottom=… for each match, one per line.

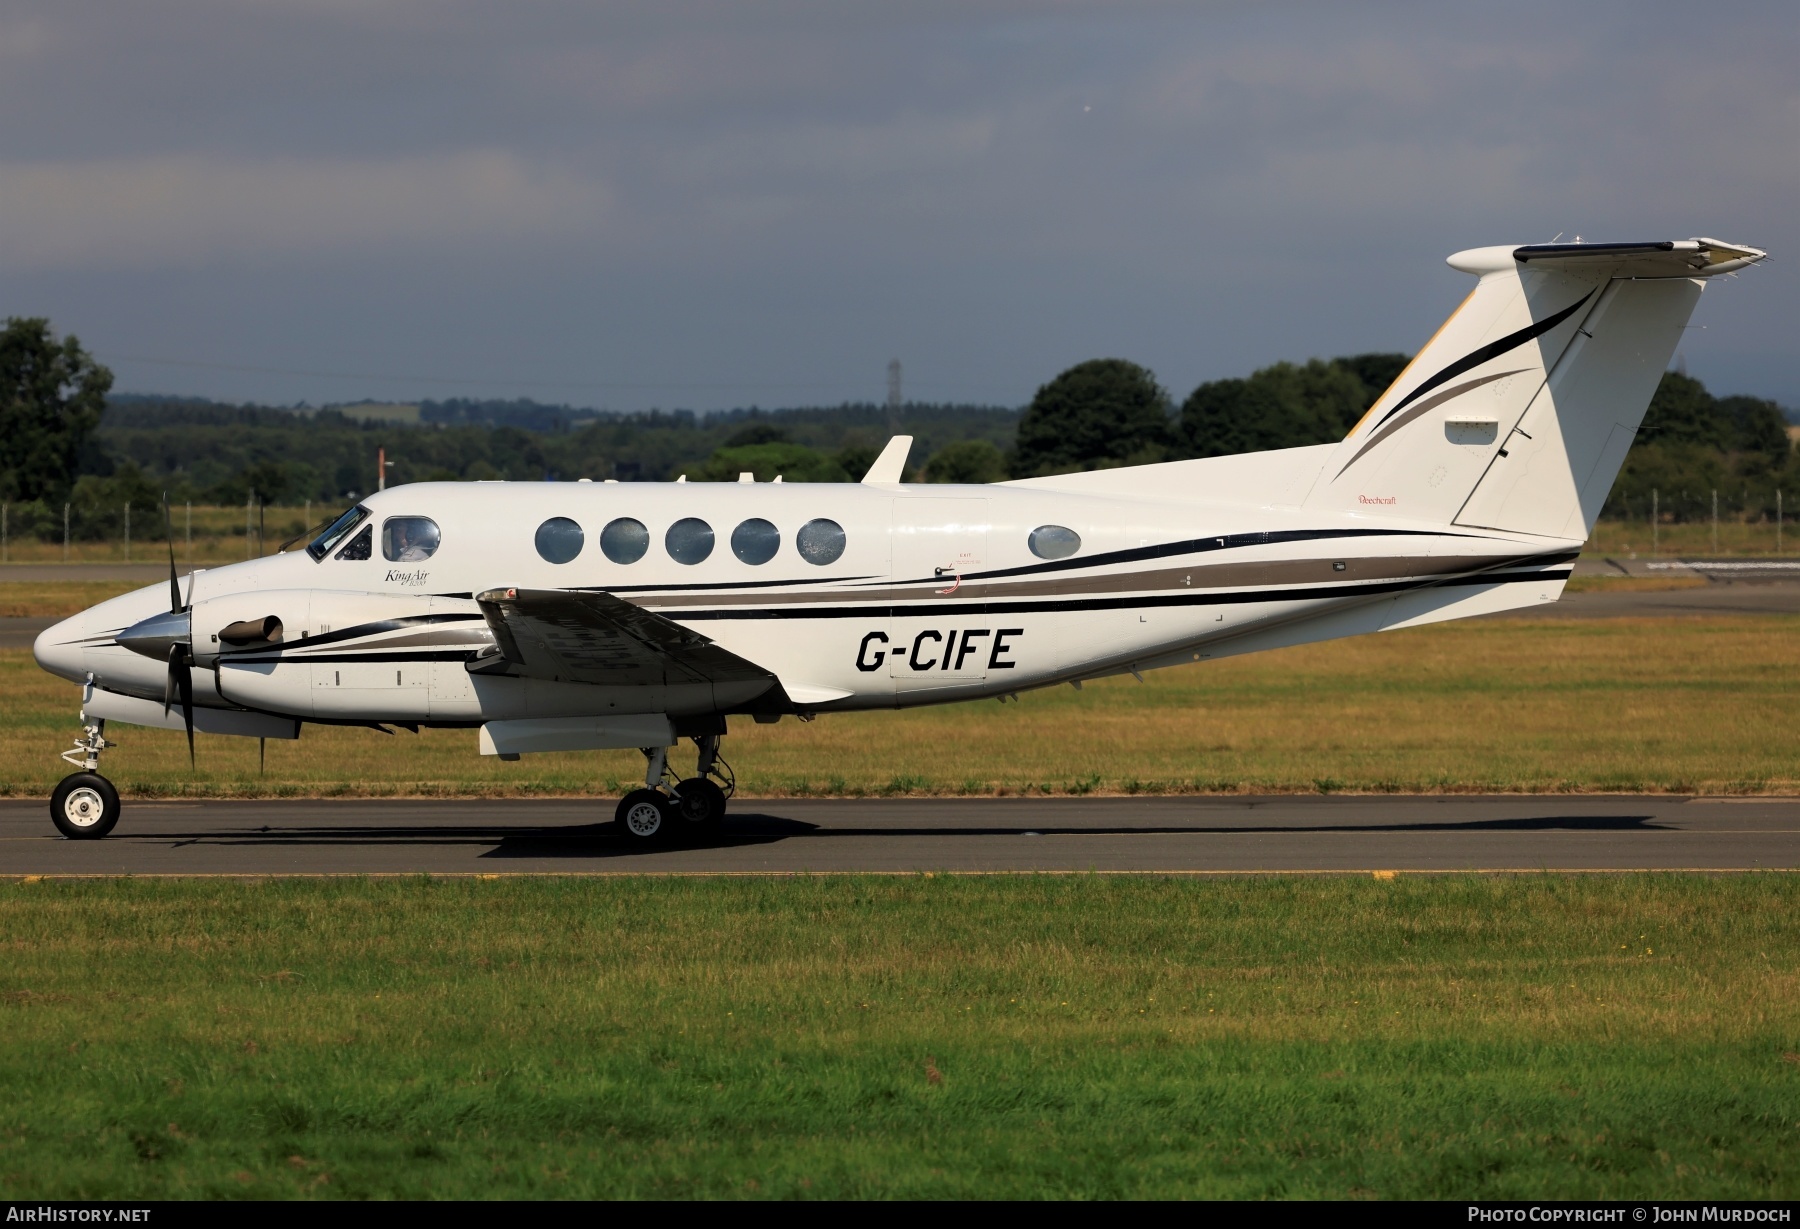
left=1, top=316, right=1791, bottom=543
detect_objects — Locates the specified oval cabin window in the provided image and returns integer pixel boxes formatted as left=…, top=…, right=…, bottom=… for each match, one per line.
left=1028, top=525, right=1081, bottom=560
left=796, top=518, right=846, bottom=566
left=534, top=517, right=584, bottom=564
left=665, top=517, right=715, bottom=565
left=599, top=517, right=649, bottom=565
left=381, top=517, right=439, bottom=562
left=731, top=518, right=780, bottom=565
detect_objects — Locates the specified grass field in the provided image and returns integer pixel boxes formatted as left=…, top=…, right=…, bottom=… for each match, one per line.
left=5, top=610, right=1799, bottom=799
left=1, top=874, right=1795, bottom=1199
left=1, top=505, right=321, bottom=565
left=0, top=582, right=144, bottom=619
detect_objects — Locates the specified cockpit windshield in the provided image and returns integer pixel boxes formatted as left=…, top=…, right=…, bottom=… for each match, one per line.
left=306, top=505, right=370, bottom=561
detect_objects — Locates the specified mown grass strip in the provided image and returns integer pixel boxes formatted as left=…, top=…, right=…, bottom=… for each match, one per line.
left=6, top=614, right=1800, bottom=798
left=0, top=874, right=1795, bottom=1199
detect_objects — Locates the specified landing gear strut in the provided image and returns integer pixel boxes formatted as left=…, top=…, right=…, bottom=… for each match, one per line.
left=51, top=717, right=120, bottom=840
left=613, top=735, right=735, bottom=843
left=672, top=734, right=732, bottom=827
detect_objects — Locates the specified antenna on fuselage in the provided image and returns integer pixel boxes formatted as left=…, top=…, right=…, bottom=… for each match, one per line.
left=861, top=435, right=913, bottom=484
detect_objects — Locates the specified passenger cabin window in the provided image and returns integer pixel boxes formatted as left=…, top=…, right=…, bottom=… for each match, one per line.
left=796, top=518, right=846, bottom=566
left=731, top=518, right=780, bottom=565
left=336, top=525, right=373, bottom=561
left=600, top=517, right=649, bottom=564
left=382, top=517, right=441, bottom=562
left=307, top=505, right=369, bottom=561
left=666, top=517, right=714, bottom=565
left=1028, top=525, right=1081, bottom=560
left=535, top=517, right=584, bottom=564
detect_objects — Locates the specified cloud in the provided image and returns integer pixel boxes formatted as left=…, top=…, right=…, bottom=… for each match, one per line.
left=0, top=0, right=1791, bottom=407
left=0, top=150, right=608, bottom=270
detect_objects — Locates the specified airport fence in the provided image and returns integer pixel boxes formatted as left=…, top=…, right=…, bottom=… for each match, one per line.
left=0, top=501, right=324, bottom=564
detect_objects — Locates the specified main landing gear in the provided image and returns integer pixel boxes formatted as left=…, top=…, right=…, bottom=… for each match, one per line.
left=614, top=734, right=735, bottom=845
left=51, top=720, right=121, bottom=840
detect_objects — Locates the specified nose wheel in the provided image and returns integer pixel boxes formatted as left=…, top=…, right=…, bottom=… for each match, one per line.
left=51, top=712, right=122, bottom=839
left=51, top=772, right=120, bottom=840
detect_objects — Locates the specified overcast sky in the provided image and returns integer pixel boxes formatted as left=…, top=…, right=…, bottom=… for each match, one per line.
left=2, top=1, right=1794, bottom=411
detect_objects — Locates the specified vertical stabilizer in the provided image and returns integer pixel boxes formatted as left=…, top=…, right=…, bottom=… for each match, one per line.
left=1304, top=238, right=1763, bottom=539
left=1455, top=276, right=1699, bottom=539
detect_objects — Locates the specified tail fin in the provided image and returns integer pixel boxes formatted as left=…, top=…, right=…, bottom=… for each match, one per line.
left=1304, top=238, right=1765, bottom=539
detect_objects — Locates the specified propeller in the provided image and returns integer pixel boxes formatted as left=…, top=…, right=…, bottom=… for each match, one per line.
left=161, top=495, right=195, bottom=767
left=164, top=642, right=195, bottom=767
left=117, top=498, right=197, bottom=766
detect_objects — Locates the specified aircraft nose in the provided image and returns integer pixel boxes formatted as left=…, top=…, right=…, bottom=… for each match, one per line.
left=33, top=612, right=90, bottom=682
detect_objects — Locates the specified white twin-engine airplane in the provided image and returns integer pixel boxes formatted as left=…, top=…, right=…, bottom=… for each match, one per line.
left=33, top=237, right=1766, bottom=841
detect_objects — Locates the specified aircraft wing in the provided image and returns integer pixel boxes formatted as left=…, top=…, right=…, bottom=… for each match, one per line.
left=471, top=587, right=776, bottom=689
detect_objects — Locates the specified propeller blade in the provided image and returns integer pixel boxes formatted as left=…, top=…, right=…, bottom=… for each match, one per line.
left=174, top=654, right=195, bottom=768
left=164, top=644, right=180, bottom=716
left=162, top=494, right=181, bottom=613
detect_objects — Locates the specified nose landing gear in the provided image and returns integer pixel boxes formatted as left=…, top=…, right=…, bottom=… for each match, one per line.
left=52, top=720, right=120, bottom=839
left=614, top=734, right=735, bottom=844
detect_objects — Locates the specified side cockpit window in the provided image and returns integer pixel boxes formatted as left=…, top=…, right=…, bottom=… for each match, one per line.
left=307, top=505, right=369, bottom=561
left=382, top=517, right=441, bottom=562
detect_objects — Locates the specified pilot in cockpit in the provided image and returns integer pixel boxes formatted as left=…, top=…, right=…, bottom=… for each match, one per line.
left=394, top=523, right=431, bottom=562
left=387, top=518, right=438, bottom=563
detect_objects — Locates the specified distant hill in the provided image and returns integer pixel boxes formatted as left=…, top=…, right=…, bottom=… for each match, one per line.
left=91, top=395, right=1020, bottom=501
left=90, top=367, right=1792, bottom=525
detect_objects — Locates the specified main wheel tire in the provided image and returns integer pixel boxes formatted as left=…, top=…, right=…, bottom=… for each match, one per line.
left=672, top=778, right=727, bottom=827
left=51, top=772, right=120, bottom=840
left=615, top=789, right=674, bottom=842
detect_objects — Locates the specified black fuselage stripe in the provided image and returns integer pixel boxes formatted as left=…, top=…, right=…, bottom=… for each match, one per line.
left=884, top=526, right=1468, bottom=585
left=656, top=565, right=1575, bottom=621
left=226, top=558, right=1573, bottom=659
left=224, top=650, right=478, bottom=665
left=282, top=613, right=484, bottom=651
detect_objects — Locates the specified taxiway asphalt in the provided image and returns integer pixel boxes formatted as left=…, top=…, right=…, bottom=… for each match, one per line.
left=3, top=795, right=1796, bottom=875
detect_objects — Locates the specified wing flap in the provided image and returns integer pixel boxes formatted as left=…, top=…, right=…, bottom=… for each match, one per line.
left=473, top=587, right=776, bottom=689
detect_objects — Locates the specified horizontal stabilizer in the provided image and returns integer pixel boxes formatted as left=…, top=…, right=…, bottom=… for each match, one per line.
left=1512, top=238, right=1765, bottom=278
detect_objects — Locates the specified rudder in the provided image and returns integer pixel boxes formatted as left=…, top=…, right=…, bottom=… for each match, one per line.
left=1455, top=276, right=1701, bottom=539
